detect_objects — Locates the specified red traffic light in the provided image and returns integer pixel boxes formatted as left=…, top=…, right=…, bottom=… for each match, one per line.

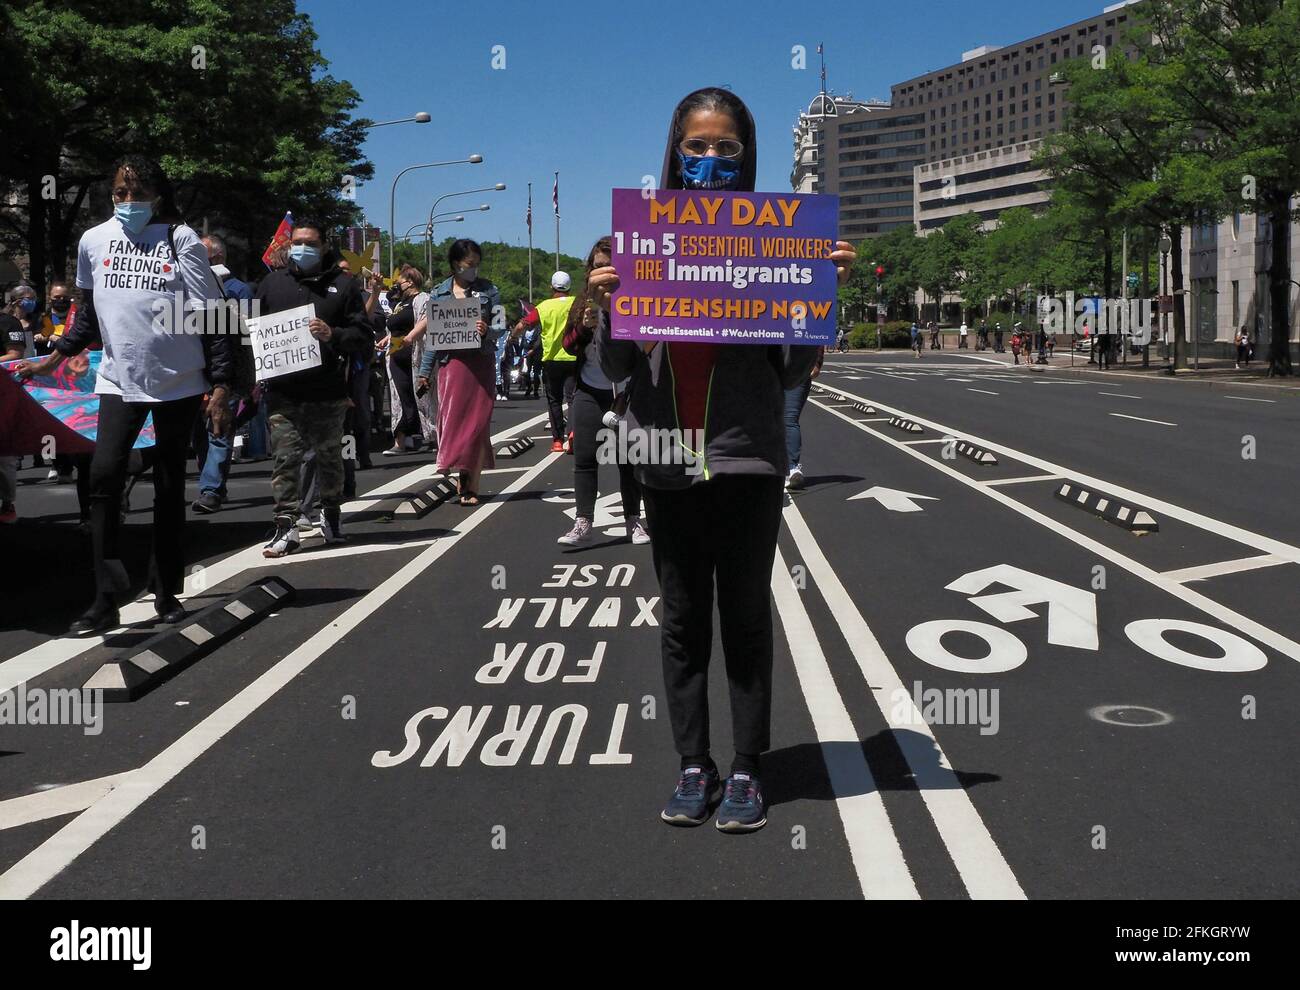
left=875, top=265, right=885, bottom=278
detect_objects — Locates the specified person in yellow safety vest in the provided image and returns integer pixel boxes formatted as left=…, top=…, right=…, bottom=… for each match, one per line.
left=515, top=271, right=576, bottom=452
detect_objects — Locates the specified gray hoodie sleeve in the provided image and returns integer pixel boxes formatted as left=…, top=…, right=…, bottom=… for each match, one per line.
left=596, top=309, right=640, bottom=382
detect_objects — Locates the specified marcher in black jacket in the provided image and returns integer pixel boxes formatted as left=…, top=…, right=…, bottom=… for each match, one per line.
left=588, top=88, right=857, bottom=834
left=254, top=221, right=373, bottom=556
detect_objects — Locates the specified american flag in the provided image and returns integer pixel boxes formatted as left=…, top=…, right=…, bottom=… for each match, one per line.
left=526, top=186, right=532, bottom=232
left=552, top=174, right=559, bottom=219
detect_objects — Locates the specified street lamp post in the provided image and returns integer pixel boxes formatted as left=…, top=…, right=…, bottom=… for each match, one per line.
left=389, top=156, right=484, bottom=277
left=367, top=112, right=431, bottom=129
left=422, top=184, right=506, bottom=277
left=425, top=208, right=486, bottom=275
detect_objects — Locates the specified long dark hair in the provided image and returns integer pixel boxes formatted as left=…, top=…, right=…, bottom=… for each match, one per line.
left=447, top=239, right=483, bottom=277
left=111, top=154, right=181, bottom=223
left=564, top=236, right=612, bottom=337
left=661, top=87, right=757, bottom=192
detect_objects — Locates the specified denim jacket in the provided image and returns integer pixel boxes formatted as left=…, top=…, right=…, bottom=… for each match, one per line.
left=418, top=276, right=503, bottom=378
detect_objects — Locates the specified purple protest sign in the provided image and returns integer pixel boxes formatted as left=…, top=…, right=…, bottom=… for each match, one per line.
left=609, top=188, right=840, bottom=346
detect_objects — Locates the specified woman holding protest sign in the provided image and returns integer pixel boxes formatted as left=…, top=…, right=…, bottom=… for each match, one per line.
left=417, top=239, right=502, bottom=505
left=589, top=87, right=856, bottom=833
left=14, top=154, right=231, bottom=634
left=556, top=236, right=647, bottom=547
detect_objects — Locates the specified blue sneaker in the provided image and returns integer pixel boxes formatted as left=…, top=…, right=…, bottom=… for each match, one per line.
left=716, top=772, right=767, bottom=833
left=660, top=765, right=722, bottom=827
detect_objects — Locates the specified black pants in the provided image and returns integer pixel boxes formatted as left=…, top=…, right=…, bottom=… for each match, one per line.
left=570, top=381, right=641, bottom=521
left=642, top=475, right=784, bottom=761
left=89, top=392, right=202, bottom=601
left=388, top=346, right=419, bottom=437
left=543, top=360, right=576, bottom=440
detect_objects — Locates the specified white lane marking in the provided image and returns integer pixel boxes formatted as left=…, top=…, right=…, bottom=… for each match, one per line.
left=1108, top=413, right=1177, bottom=427
left=1032, top=380, right=1089, bottom=385
left=0, top=450, right=564, bottom=901
left=1160, top=554, right=1292, bottom=584
left=901, top=439, right=948, bottom=446
left=0, top=773, right=134, bottom=831
left=0, top=413, right=551, bottom=693
left=1098, top=392, right=1142, bottom=399
left=770, top=547, right=919, bottom=900
left=815, top=381, right=1300, bottom=565
left=782, top=502, right=1025, bottom=900
left=481, top=466, right=531, bottom=475
left=981, top=474, right=1064, bottom=487
left=945, top=378, right=976, bottom=383
left=967, top=388, right=1000, bottom=396
left=810, top=399, right=1300, bottom=665
left=1223, top=395, right=1276, bottom=404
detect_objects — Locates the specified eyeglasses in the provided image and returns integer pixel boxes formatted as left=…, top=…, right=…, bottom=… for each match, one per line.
left=679, top=138, right=744, bottom=159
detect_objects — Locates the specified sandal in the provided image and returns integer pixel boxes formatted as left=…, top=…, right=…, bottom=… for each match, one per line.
left=460, top=491, right=479, bottom=506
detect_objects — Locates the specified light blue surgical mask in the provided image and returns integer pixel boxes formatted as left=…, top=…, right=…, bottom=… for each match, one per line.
left=289, top=244, right=323, bottom=272
left=114, top=201, right=155, bottom=234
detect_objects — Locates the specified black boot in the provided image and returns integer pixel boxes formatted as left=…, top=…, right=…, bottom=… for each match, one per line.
left=68, top=598, right=120, bottom=636
left=155, top=594, right=186, bottom=625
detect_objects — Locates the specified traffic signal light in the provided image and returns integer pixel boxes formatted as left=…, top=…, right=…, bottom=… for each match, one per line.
left=875, top=264, right=885, bottom=279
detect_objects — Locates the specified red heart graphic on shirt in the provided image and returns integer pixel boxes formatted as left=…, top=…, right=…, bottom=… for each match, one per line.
left=162, top=264, right=172, bottom=273
left=103, top=259, right=111, bottom=266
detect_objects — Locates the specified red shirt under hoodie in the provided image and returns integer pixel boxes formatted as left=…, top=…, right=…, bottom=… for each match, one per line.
left=667, top=341, right=718, bottom=443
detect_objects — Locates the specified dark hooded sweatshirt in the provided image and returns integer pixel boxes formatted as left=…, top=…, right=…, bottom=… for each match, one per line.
left=254, top=248, right=373, bottom=403
left=596, top=88, right=821, bottom=489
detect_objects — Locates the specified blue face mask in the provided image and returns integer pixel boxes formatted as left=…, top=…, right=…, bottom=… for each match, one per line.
left=677, top=152, right=742, bottom=190
left=289, top=244, right=323, bottom=272
left=18, top=297, right=36, bottom=313
left=114, top=201, right=155, bottom=234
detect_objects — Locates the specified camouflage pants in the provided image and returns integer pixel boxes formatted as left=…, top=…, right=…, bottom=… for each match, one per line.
left=267, top=396, right=349, bottom=517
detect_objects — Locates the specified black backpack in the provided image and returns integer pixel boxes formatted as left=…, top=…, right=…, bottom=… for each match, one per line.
left=166, top=224, right=256, bottom=399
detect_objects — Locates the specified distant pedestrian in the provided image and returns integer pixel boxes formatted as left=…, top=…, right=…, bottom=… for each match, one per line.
left=959, top=321, right=969, bottom=348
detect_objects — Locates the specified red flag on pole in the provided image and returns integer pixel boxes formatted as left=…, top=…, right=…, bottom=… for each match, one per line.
left=261, top=212, right=294, bottom=270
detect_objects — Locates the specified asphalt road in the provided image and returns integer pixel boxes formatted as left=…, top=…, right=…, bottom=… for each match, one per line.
left=1, top=352, right=1297, bottom=899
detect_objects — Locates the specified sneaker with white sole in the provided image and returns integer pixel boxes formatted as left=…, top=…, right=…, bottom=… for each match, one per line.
left=263, top=515, right=301, bottom=558
left=629, top=516, right=651, bottom=545
left=320, top=507, right=346, bottom=544
left=557, top=517, right=593, bottom=546
left=296, top=513, right=319, bottom=532
left=786, top=464, right=805, bottom=490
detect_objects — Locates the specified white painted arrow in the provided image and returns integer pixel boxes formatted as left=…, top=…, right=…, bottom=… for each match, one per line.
left=847, top=486, right=938, bottom=513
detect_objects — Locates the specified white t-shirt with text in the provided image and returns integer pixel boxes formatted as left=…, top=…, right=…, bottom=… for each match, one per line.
left=76, top=217, right=222, bottom=402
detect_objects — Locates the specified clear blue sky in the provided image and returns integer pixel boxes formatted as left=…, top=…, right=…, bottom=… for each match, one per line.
left=304, top=0, right=1105, bottom=269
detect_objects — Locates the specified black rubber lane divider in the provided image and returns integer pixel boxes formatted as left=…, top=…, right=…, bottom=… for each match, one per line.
left=1054, top=481, right=1159, bottom=534
left=850, top=400, right=878, bottom=415
left=954, top=440, right=998, bottom=465
left=396, top=476, right=459, bottom=519
left=495, top=436, right=536, bottom=458
left=82, top=577, right=296, bottom=701
left=888, top=416, right=924, bottom=434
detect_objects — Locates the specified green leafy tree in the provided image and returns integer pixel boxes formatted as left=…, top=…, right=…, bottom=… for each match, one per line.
left=1139, top=0, right=1299, bottom=376
left=0, top=0, right=372, bottom=293
left=1038, top=27, right=1231, bottom=369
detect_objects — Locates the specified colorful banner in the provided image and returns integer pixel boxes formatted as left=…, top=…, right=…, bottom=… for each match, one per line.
left=609, top=188, right=840, bottom=346
left=0, top=352, right=154, bottom=456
